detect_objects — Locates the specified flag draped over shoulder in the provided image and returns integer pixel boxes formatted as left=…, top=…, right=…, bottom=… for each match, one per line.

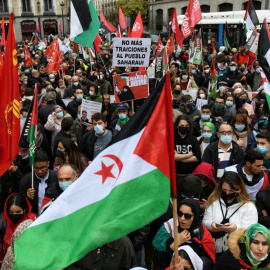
left=0, top=13, right=20, bottom=177
left=14, top=74, right=176, bottom=269
left=70, top=0, right=100, bottom=48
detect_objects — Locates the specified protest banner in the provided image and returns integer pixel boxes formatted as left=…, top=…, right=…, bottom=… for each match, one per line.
left=113, top=38, right=151, bottom=67
left=113, top=70, right=149, bottom=103
left=80, top=99, right=102, bottom=124
left=196, top=98, right=208, bottom=111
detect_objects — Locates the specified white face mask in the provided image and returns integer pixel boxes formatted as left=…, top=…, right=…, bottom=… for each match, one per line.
left=235, top=87, right=242, bottom=93
left=89, top=91, right=94, bottom=96
left=98, top=75, right=104, bottom=80
left=204, top=69, right=210, bottom=73
left=182, top=75, right=188, bottom=80
left=199, top=93, right=205, bottom=99
left=73, top=82, right=79, bottom=86
left=217, top=63, right=222, bottom=68
left=50, top=79, right=55, bottom=83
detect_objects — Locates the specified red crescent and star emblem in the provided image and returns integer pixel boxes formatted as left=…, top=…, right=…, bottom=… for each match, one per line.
left=94, top=154, right=123, bottom=185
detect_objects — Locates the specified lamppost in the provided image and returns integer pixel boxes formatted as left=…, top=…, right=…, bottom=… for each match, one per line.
left=37, top=0, right=42, bottom=39
left=60, top=1, right=65, bottom=35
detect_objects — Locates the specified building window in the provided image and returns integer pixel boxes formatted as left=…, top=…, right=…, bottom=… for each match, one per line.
left=243, top=1, right=261, bottom=10
left=167, top=8, right=174, bottom=24
left=218, top=3, right=233, bottom=12
left=0, top=0, right=8, bottom=13
left=156, top=9, right=163, bottom=31
left=182, top=6, right=187, bottom=15
left=22, top=0, right=32, bottom=12
left=201, top=5, right=210, bottom=13
left=44, top=0, right=53, bottom=12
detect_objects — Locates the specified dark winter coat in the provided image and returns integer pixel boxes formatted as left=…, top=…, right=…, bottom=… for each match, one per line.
left=256, top=185, right=270, bottom=228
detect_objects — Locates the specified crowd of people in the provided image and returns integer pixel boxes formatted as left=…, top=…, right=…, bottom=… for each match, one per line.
left=0, top=34, right=270, bottom=270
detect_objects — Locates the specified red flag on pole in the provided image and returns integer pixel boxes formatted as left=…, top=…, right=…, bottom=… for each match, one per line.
left=119, top=7, right=127, bottom=31
left=100, top=12, right=116, bottom=33
left=24, top=42, right=33, bottom=67
left=128, top=26, right=131, bottom=37
left=155, top=35, right=164, bottom=57
left=1, top=15, right=5, bottom=46
left=171, top=8, right=181, bottom=47
left=45, top=37, right=61, bottom=73
left=0, top=50, right=3, bottom=74
left=166, top=33, right=175, bottom=55
left=35, top=24, right=41, bottom=44
left=60, top=21, right=63, bottom=33
left=0, top=13, right=20, bottom=177
left=179, top=0, right=202, bottom=47
left=94, top=34, right=102, bottom=54
left=130, top=12, right=143, bottom=38
left=73, top=42, right=77, bottom=53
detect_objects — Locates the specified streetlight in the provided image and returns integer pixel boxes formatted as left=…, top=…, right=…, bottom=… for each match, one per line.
left=37, top=0, right=40, bottom=12
left=60, top=1, right=65, bottom=35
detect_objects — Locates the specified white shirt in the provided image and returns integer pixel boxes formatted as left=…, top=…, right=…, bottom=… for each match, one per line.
left=35, top=171, right=49, bottom=215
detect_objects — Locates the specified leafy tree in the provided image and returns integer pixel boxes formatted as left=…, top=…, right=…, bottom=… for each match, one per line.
left=107, top=10, right=119, bottom=26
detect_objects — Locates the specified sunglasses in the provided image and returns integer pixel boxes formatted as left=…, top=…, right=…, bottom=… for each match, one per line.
left=178, top=211, right=193, bottom=220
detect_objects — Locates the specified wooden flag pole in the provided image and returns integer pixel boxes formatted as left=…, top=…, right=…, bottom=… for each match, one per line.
left=131, top=100, right=134, bottom=113
left=172, top=197, right=179, bottom=265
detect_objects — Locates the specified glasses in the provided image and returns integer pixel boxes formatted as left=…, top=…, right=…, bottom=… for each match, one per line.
left=178, top=211, right=193, bottom=220
left=202, top=130, right=212, bottom=133
left=184, top=267, right=191, bottom=270
left=34, top=166, right=47, bottom=171
left=219, top=131, right=233, bottom=135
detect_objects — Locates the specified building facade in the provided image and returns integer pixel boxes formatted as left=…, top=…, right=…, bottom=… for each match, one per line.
left=95, top=0, right=116, bottom=17
left=0, top=0, right=69, bottom=41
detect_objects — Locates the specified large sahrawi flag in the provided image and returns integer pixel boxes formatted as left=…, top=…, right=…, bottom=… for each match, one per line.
left=70, top=0, right=100, bottom=48
left=244, top=0, right=259, bottom=35
left=14, top=74, right=176, bottom=270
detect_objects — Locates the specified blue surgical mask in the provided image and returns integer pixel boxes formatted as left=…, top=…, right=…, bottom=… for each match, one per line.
left=219, top=86, right=225, bottom=92
left=77, top=114, right=81, bottom=120
left=257, top=145, right=268, bottom=154
left=230, top=66, right=236, bottom=72
left=191, top=70, right=196, bottom=74
left=79, top=78, right=83, bottom=82
left=256, top=68, right=261, bottom=73
left=59, top=181, right=73, bottom=191
left=202, top=132, right=212, bottom=139
left=187, top=102, right=193, bottom=109
left=226, top=101, right=233, bottom=107
left=56, top=112, right=64, bottom=118
left=23, top=81, right=28, bottom=85
left=251, top=250, right=268, bottom=262
left=59, top=85, right=64, bottom=88
left=76, top=94, right=83, bottom=101
left=220, top=135, right=232, bottom=145
left=201, top=115, right=210, bottom=121
left=25, top=69, right=29, bottom=73
left=234, top=124, right=245, bottom=131
left=119, top=113, right=127, bottom=120
left=94, top=124, right=104, bottom=135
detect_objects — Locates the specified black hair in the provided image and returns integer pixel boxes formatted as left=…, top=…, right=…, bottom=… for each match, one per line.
left=61, top=117, right=73, bottom=132
left=215, top=96, right=225, bottom=102
left=254, top=100, right=265, bottom=115
left=24, top=87, right=34, bottom=96
left=34, top=150, right=48, bottom=163
left=20, top=106, right=29, bottom=114
left=244, top=150, right=264, bottom=164
left=182, top=94, right=192, bottom=103
left=237, top=107, right=249, bottom=115
left=178, top=249, right=194, bottom=270
left=90, top=84, right=99, bottom=93
left=177, top=175, right=202, bottom=198
left=174, top=115, right=193, bottom=134
left=201, top=104, right=211, bottom=111
left=6, top=193, right=28, bottom=213
left=256, top=131, right=270, bottom=143
left=82, top=71, right=87, bottom=77
left=91, top=112, right=107, bottom=123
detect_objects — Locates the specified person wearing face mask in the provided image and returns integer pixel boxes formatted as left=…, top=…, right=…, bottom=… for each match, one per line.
left=198, top=63, right=212, bottom=88
left=202, top=123, right=244, bottom=182
left=237, top=73, right=251, bottom=91
left=87, top=85, right=102, bottom=103
left=48, top=74, right=57, bottom=88
left=172, top=83, right=183, bottom=109
left=79, top=113, right=118, bottom=164
left=174, top=115, right=201, bottom=175
left=64, top=76, right=87, bottom=98
left=256, top=132, right=270, bottom=178
left=211, top=97, right=233, bottom=123
left=19, top=76, right=28, bottom=96
left=216, top=81, right=229, bottom=99
left=80, top=71, right=92, bottom=90
left=111, top=104, right=130, bottom=131
left=176, top=70, right=197, bottom=91
left=234, top=44, right=256, bottom=70
left=0, top=194, right=36, bottom=264
left=179, top=95, right=201, bottom=121
left=216, top=56, right=228, bottom=79
left=213, top=223, right=270, bottom=270
left=195, top=87, right=214, bottom=108
left=248, top=62, right=262, bottom=92
left=56, top=78, right=66, bottom=98
left=238, top=91, right=254, bottom=115
left=203, top=171, right=257, bottom=260
left=250, top=101, right=268, bottom=127
left=225, top=150, right=269, bottom=200
left=225, top=94, right=236, bottom=115
left=197, top=122, right=216, bottom=157
left=231, top=114, right=255, bottom=153
left=92, top=70, right=113, bottom=95
left=222, top=61, right=240, bottom=87
left=66, top=89, right=84, bottom=119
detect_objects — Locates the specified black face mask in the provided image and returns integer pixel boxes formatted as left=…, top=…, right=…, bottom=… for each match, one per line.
left=55, top=149, right=65, bottom=158
left=241, top=79, right=246, bottom=85
left=240, top=98, right=247, bottom=104
left=9, top=213, right=24, bottom=224
left=174, top=90, right=181, bottom=95
left=178, top=126, right=189, bottom=135
left=222, top=190, right=236, bottom=201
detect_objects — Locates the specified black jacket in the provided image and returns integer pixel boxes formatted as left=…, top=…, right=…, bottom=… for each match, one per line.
left=53, top=130, right=70, bottom=155
left=19, top=170, right=58, bottom=214
left=64, top=83, right=87, bottom=98
left=79, top=127, right=118, bottom=162
left=192, top=116, right=221, bottom=137
left=101, top=103, right=116, bottom=125
left=14, top=156, right=31, bottom=181
left=38, top=101, right=55, bottom=125
left=256, top=185, right=270, bottom=228
left=66, top=99, right=82, bottom=120
left=44, top=182, right=63, bottom=201
left=202, top=140, right=244, bottom=180
left=222, top=69, right=240, bottom=87
left=211, top=107, right=233, bottom=124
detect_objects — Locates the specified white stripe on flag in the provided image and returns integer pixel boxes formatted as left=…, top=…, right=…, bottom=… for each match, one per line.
left=70, top=2, right=84, bottom=40
left=260, top=68, right=270, bottom=96
left=31, top=128, right=156, bottom=227
left=246, top=15, right=255, bottom=33
left=265, top=48, right=270, bottom=67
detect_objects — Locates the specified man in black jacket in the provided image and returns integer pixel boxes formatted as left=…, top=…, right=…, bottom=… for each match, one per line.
left=211, top=97, right=233, bottom=124
left=66, top=88, right=84, bottom=119
left=202, top=123, right=244, bottom=182
left=79, top=113, right=118, bottom=163
left=19, top=150, right=58, bottom=215
left=256, top=185, right=270, bottom=228
left=38, top=91, right=57, bottom=125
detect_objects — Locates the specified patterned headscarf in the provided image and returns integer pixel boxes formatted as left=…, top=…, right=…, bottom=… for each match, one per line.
left=202, top=122, right=216, bottom=142
left=239, top=223, right=270, bottom=269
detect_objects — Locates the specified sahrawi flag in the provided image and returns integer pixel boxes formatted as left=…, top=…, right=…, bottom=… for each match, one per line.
left=14, top=74, right=176, bottom=270
left=258, top=19, right=270, bottom=108
left=209, top=56, right=218, bottom=99
left=244, top=0, right=259, bottom=35
left=70, top=0, right=100, bottom=48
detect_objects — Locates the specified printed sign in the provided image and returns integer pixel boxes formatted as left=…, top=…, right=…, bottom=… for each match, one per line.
left=80, top=99, right=102, bottom=123
left=113, top=38, right=151, bottom=67
left=113, top=70, right=149, bottom=103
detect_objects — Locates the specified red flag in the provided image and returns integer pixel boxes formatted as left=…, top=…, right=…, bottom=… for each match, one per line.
left=128, top=26, right=131, bottom=37
left=60, top=21, right=63, bottom=33
left=119, top=7, right=127, bottom=31
left=44, top=37, right=58, bottom=57
left=171, top=8, right=181, bottom=47
left=0, top=51, right=3, bottom=74
left=130, top=12, right=143, bottom=38
left=35, top=24, right=41, bottom=44
left=179, top=0, right=202, bottom=46
left=100, top=12, right=116, bottom=33
left=0, top=13, right=20, bottom=177
left=212, top=42, right=216, bottom=54
left=73, top=42, right=77, bottom=53
left=1, top=15, right=5, bottom=46
left=211, top=56, right=217, bottom=77
left=45, top=37, right=61, bottom=73
left=155, top=35, right=164, bottom=57
left=94, top=34, right=102, bottom=54
left=44, top=37, right=47, bottom=45
left=24, top=42, right=33, bottom=67
left=166, top=33, right=175, bottom=55
left=116, top=25, right=123, bottom=38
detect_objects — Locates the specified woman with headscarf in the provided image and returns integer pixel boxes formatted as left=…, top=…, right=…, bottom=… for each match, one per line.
left=213, top=223, right=270, bottom=269
left=152, top=199, right=215, bottom=270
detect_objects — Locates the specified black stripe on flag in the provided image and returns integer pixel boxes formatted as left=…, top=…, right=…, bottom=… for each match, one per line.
left=107, top=76, right=165, bottom=147
left=258, top=20, right=270, bottom=82
left=248, top=0, right=259, bottom=26
left=71, top=0, right=92, bottom=31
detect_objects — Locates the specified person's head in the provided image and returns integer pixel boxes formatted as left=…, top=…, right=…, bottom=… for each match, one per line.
left=258, top=116, right=268, bottom=133
left=192, top=162, right=216, bottom=189
left=244, top=150, right=264, bottom=176
left=49, top=73, right=55, bottom=83
left=21, top=106, right=29, bottom=119
left=177, top=199, right=200, bottom=230
left=200, top=105, right=211, bottom=122
left=203, top=62, right=210, bottom=74
left=32, top=69, right=39, bottom=78
left=253, top=60, right=260, bottom=73
left=172, top=83, right=182, bottom=96
left=214, top=97, right=225, bottom=111
left=233, top=82, right=243, bottom=94
left=255, top=101, right=266, bottom=116
left=6, top=193, right=29, bottom=224
left=225, top=94, right=234, bottom=108
left=217, top=123, right=233, bottom=145
left=239, top=224, right=270, bottom=264
left=174, top=115, right=193, bottom=135
left=218, top=81, right=228, bottom=93
left=117, top=104, right=129, bottom=120
left=81, top=110, right=87, bottom=119
left=229, top=61, right=237, bottom=72
left=89, top=85, right=98, bottom=96
left=239, top=92, right=249, bottom=104
left=231, top=113, right=249, bottom=132
left=72, top=76, right=79, bottom=87
left=58, top=163, right=78, bottom=191
left=180, top=69, right=189, bottom=81
left=61, top=117, right=73, bottom=133
left=103, top=94, right=110, bottom=106
left=92, top=112, right=107, bottom=136
left=34, top=150, right=49, bottom=178
left=238, top=73, right=247, bottom=85
left=202, top=122, right=216, bottom=142
left=45, top=91, right=56, bottom=103
left=58, top=78, right=65, bottom=89
left=75, top=88, right=84, bottom=101
left=256, top=132, right=270, bottom=155
left=197, top=87, right=208, bottom=100
left=53, top=105, right=64, bottom=119
left=182, top=95, right=193, bottom=109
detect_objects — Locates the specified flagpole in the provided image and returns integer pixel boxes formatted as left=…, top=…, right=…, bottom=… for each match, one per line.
left=172, top=197, right=179, bottom=264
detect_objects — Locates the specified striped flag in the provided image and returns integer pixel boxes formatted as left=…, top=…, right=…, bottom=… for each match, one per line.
left=224, top=21, right=231, bottom=51
left=244, top=0, right=259, bottom=35
left=209, top=56, right=218, bottom=99
left=14, top=74, right=175, bottom=270
left=100, top=11, right=116, bottom=34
